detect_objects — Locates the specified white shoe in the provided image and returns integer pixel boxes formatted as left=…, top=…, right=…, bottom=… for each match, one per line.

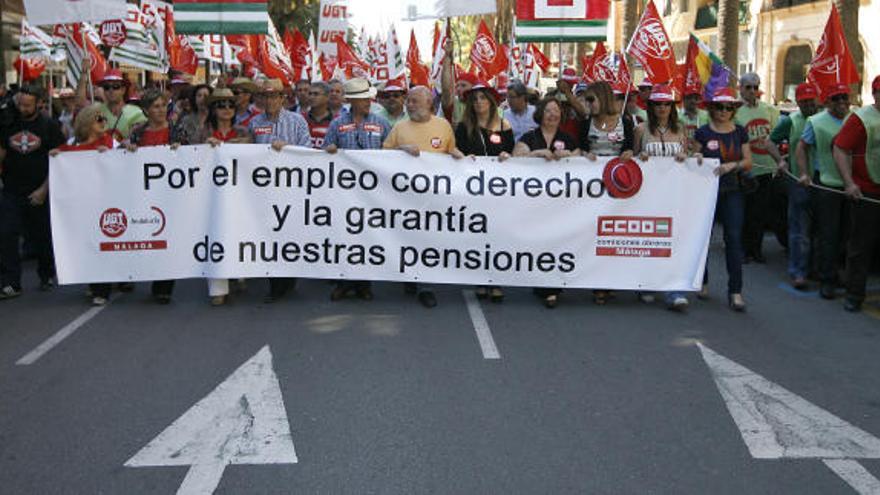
left=638, top=293, right=655, bottom=304
left=91, top=296, right=107, bottom=306
left=669, top=297, right=689, bottom=311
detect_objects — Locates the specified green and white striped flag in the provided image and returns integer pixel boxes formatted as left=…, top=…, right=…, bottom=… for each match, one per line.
left=174, top=0, right=268, bottom=35
left=108, top=4, right=166, bottom=73
left=20, top=20, right=53, bottom=60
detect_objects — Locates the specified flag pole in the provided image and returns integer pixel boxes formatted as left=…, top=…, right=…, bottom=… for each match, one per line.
left=83, top=25, right=94, bottom=103
left=48, top=64, right=54, bottom=118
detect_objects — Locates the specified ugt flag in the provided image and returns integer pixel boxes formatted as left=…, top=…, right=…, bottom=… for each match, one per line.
left=626, top=0, right=675, bottom=85
left=23, top=0, right=128, bottom=26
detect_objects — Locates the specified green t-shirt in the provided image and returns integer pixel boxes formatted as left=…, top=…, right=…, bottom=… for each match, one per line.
left=100, top=103, right=147, bottom=140
left=735, top=101, right=780, bottom=176
left=376, top=106, right=408, bottom=128
left=681, top=109, right=710, bottom=142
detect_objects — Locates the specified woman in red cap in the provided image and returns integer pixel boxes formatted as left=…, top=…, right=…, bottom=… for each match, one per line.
left=455, top=81, right=515, bottom=303
left=692, top=88, right=752, bottom=312
left=634, top=84, right=690, bottom=311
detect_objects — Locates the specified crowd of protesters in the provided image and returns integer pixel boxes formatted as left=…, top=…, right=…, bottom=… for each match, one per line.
left=1, top=52, right=879, bottom=315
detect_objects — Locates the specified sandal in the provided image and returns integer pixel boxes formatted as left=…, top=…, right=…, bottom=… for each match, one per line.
left=543, top=294, right=558, bottom=309
left=475, top=286, right=489, bottom=299
left=593, top=290, right=609, bottom=305
left=490, top=287, right=504, bottom=303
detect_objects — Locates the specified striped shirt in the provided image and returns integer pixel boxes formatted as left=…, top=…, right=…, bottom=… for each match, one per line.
left=323, top=110, right=391, bottom=150
left=248, top=109, right=310, bottom=147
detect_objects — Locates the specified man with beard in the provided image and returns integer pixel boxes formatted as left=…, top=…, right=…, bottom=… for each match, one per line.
left=383, top=86, right=464, bottom=307
left=769, top=83, right=820, bottom=290
left=0, top=85, right=65, bottom=299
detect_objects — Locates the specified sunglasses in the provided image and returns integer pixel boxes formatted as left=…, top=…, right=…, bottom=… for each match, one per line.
left=95, top=115, right=106, bottom=123
left=743, top=85, right=759, bottom=91
left=214, top=101, right=235, bottom=109
left=712, top=105, right=737, bottom=112
left=584, top=95, right=596, bottom=102
left=103, top=84, right=124, bottom=91
left=830, top=94, right=849, bottom=102
left=652, top=101, right=673, bottom=107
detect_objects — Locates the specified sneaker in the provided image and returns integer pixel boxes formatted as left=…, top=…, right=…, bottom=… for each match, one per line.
left=91, top=296, right=107, bottom=306
left=819, top=284, right=836, bottom=300
left=0, top=285, right=22, bottom=300
left=697, top=284, right=710, bottom=300
left=210, top=295, right=227, bottom=306
left=637, top=293, right=655, bottom=304
left=668, top=297, right=689, bottom=312
left=844, top=299, right=862, bottom=312
left=791, top=277, right=808, bottom=291
left=39, top=278, right=56, bottom=291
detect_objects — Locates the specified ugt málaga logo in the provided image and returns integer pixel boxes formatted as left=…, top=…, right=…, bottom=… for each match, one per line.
left=100, top=208, right=127, bottom=238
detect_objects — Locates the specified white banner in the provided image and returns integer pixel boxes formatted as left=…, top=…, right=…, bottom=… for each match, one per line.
left=24, top=0, right=128, bottom=26
left=50, top=146, right=718, bottom=290
left=318, top=0, right=348, bottom=58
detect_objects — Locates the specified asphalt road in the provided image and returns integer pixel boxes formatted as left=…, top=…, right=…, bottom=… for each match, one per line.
left=2, top=238, right=880, bottom=494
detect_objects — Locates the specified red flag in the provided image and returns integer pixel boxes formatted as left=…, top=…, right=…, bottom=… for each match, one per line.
left=582, top=41, right=607, bottom=82
left=14, top=56, right=46, bottom=82
left=335, top=38, right=369, bottom=79
left=69, top=23, right=107, bottom=84
left=284, top=28, right=311, bottom=81
left=626, top=0, right=676, bottom=84
left=227, top=34, right=262, bottom=77
left=318, top=52, right=336, bottom=82
left=258, top=35, right=294, bottom=84
left=407, top=29, right=430, bottom=87
left=807, top=4, right=860, bottom=97
left=470, top=19, right=508, bottom=80
left=682, top=38, right=703, bottom=96
left=528, top=43, right=550, bottom=72
left=165, top=8, right=198, bottom=75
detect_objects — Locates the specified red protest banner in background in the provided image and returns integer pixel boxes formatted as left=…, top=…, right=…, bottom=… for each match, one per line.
left=407, top=29, right=430, bottom=87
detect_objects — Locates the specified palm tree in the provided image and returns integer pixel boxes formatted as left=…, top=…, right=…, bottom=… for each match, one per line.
left=621, top=0, right=639, bottom=65
left=717, top=0, right=739, bottom=80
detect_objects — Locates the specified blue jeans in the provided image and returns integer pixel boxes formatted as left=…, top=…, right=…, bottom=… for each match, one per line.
left=787, top=180, right=812, bottom=279
left=703, top=190, right=745, bottom=295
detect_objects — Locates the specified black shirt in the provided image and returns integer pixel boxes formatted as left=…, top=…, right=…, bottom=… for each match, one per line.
left=0, top=113, right=65, bottom=195
left=518, top=128, right=577, bottom=152
left=454, top=124, right=515, bottom=157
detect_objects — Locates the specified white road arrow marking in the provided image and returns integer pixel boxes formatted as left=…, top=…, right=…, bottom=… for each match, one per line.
left=125, top=346, right=297, bottom=495
left=698, top=343, right=880, bottom=494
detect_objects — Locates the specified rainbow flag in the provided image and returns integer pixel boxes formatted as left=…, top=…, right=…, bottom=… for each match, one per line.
left=685, top=34, right=733, bottom=101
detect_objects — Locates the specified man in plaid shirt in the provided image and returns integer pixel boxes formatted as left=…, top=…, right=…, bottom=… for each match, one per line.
left=323, top=78, right=391, bottom=301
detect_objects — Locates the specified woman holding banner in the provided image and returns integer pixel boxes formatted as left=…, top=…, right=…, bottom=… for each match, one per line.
left=124, top=89, right=187, bottom=305
left=197, top=88, right=252, bottom=306
left=579, top=81, right=635, bottom=306
left=50, top=104, right=115, bottom=305
left=455, top=81, right=514, bottom=303
left=692, top=88, right=752, bottom=312
left=513, top=97, right=580, bottom=308
left=634, top=84, right=690, bottom=312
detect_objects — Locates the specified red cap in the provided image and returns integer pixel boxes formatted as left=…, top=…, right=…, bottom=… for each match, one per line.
left=383, top=75, right=407, bottom=93
left=603, top=158, right=643, bottom=199
left=649, top=84, right=677, bottom=102
left=823, top=83, right=850, bottom=101
left=98, top=69, right=129, bottom=86
left=872, top=75, right=880, bottom=92
left=561, top=67, right=579, bottom=84
left=795, top=83, right=818, bottom=101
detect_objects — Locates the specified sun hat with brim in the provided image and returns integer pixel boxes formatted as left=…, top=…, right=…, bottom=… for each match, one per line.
left=230, top=77, right=259, bottom=93
left=822, top=83, right=850, bottom=101
left=708, top=88, right=743, bottom=107
left=795, top=83, right=819, bottom=102
left=464, top=81, right=502, bottom=104
left=648, top=84, right=677, bottom=102
left=98, top=69, right=129, bottom=87
left=259, top=79, right=286, bottom=94
left=207, top=88, right=236, bottom=104
left=603, top=158, right=644, bottom=199
left=343, top=78, right=377, bottom=99
left=637, top=77, right=653, bottom=89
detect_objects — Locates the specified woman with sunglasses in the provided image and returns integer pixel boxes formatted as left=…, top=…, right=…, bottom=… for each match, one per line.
left=173, top=83, right=211, bottom=145
left=455, top=81, right=515, bottom=303
left=124, top=89, right=187, bottom=304
left=513, top=97, right=580, bottom=308
left=200, top=88, right=252, bottom=306
left=692, top=88, right=753, bottom=312
left=633, top=84, right=690, bottom=311
left=580, top=81, right=635, bottom=306
left=49, top=104, right=115, bottom=305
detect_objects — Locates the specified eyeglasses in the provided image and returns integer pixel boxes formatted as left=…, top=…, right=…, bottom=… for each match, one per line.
left=214, top=101, right=235, bottom=109
left=713, top=105, right=737, bottom=112
left=103, top=84, right=124, bottom=91
left=743, top=85, right=759, bottom=91
left=830, top=94, right=849, bottom=103
left=95, top=115, right=106, bottom=123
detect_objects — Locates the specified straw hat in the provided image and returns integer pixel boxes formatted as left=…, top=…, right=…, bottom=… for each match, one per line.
left=259, top=79, right=286, bottom=94
left=343, top=78, right=377, bottom=99
left=230, top=77, right=259, bottom=93
left=207, top=88, right=236, bottom=104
